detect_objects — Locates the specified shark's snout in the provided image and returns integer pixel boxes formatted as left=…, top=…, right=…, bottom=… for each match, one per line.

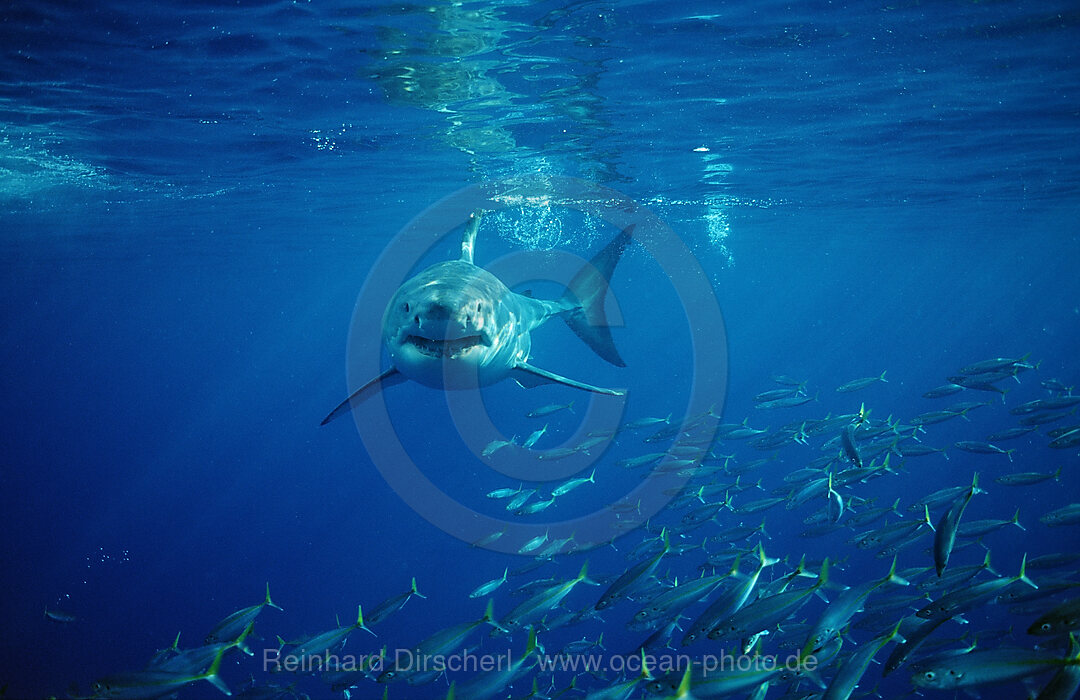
left=418, top=301, right=451, bottom=322
left=409, top=299, right=487, bottom=336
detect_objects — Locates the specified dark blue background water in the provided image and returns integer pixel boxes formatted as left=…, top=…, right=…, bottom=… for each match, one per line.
left=2, top=1, right=1079, bottom=698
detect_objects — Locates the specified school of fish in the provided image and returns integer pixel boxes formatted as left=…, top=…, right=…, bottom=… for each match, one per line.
left=62, top=353, right=1080, bottom=699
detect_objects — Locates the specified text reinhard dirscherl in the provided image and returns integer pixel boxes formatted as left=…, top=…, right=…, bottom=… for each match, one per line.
left=263, top=647, right=819, bottom=676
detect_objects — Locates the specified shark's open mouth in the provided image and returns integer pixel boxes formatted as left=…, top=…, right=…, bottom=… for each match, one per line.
left=405, top=334, right=487, bottom=359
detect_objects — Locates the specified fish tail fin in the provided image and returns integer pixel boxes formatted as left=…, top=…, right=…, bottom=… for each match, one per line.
left=923, top=505, right=936, bottom=532
left=233, top=621, right=255, bottom=656
left=1017, top=553, right=1038, bottom=590
left=640, top=648, right=656, bottom=681
left=791, top=554, right=807, bottom=579
left=264, top=582, right=283, bottom=612
left=1012, top=508, right=1025, bottom=531
left=524, top=627, right=538, bottom=658
left=201, top=642, right=232, bottom=696
left=982, top=549, right=997, bottom=576
left=357, top=604, right=376, bottom=637
left=204, top=674, right=232, bottom=696
left=482, top=599, right=508, bottom=633
left=814, top=558, right=830, bottom=590
left=757, top=542, right=780, bottom=571
left=881, top=556, right=910, bottom=587
left=558, top=224, right=634, bottom=367
left=411, top=576, right=427, bottom=599
left=970, top=471, right=982, bottom=495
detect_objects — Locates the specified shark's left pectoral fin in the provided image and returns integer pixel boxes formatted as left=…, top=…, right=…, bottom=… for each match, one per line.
left=512, top=362, right=626, bottom=397
left=321, top=367, right=405, bottom=425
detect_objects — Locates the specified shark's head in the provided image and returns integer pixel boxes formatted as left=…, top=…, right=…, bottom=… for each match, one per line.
left=382, top=262, right=526, bottom=389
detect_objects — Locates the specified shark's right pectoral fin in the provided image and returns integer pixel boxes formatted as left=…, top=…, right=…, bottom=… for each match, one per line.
left=512, top=362, right=625, bottom=397
left=321, top=367, right=405, bottom=425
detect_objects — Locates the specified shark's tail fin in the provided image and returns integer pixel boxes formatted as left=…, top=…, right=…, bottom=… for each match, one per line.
left=559, top=224, right=634, bottom=367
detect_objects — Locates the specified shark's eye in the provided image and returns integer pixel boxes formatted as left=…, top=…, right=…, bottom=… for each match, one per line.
left=923, top=671, right=935, bottom=681
left=476, top=301, right=482, bottom=312
left=1041, top=622, right=1052, bottom=631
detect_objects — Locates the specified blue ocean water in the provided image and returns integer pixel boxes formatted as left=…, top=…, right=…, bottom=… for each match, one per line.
left=2, top=0, right=1079, bottom=698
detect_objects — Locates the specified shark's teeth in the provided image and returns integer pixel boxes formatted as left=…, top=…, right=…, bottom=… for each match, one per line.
left=406, top=334, right=485, bottom=359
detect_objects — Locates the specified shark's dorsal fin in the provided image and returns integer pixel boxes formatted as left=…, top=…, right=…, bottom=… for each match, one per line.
left=321, top=368, right=405, bottom=425
left=460, top=211, right=483, bottom=264
left=513, top=362, right=625, bottom=396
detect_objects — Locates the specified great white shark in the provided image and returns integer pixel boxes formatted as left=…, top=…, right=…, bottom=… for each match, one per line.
left=322, top=211, right=632, bottom=425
